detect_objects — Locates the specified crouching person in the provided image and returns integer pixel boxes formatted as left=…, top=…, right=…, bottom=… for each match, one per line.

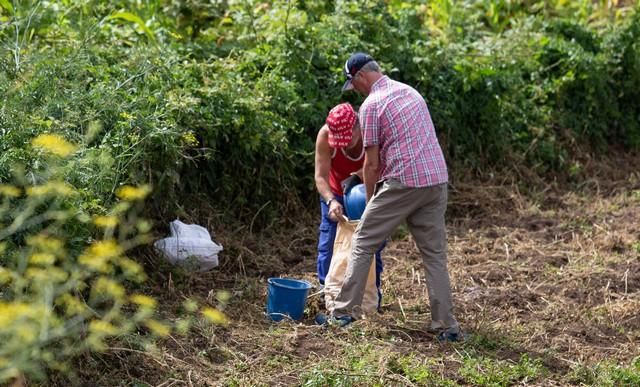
left=314, top=103, right=383, bottom=310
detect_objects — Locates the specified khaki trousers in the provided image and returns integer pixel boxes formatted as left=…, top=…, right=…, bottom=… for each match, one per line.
left=333, top=180, right=459, bottom=333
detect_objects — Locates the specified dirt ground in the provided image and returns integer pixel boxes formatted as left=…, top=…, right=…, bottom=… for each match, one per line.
left=72, top=160, right=640, bottom=386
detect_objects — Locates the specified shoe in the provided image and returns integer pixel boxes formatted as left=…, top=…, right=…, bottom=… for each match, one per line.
left=437, top=331, right=468, bottom=343
left=314, top=313, right=353, bottom=327
left=314, top=312, right=328, bottom=325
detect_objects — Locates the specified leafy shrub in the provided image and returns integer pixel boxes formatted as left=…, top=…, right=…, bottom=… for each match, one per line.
left=0, top=134, right=160, bottom=381
left=0, top=135, right=226, bottom=383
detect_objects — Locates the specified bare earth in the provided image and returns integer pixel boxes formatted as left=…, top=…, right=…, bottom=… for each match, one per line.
left=81, top=163, right=640, bottom=386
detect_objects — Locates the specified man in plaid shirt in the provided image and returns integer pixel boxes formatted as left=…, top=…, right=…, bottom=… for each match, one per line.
left=329, top=53, right=461, bottom=341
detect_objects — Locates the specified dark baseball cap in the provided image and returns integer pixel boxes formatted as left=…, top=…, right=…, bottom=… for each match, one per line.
left=342, top=52, right=374, bottom=92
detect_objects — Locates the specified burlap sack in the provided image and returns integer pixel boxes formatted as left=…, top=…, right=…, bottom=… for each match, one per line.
left=324, top=221, right=379, bottom=314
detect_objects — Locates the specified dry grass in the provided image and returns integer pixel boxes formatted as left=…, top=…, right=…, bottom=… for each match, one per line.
left=52, top=158, right=640, bottom=386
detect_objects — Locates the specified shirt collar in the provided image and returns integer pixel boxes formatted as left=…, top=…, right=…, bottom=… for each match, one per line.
left=370, top=75, right=388, bottom=92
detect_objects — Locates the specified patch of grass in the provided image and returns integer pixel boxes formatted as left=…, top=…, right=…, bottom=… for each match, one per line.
left=459, top=353, right=546, bottom=386
left=569, top=357, right=640, bottom=386
left=466, top=331, right=513, bottom=352
left=265, top=354, right=294, bottom=370
left=386, top=354, right=457, bottom=386
left=390, top=223, right=411, bottom=241
left=301, top=369, right=367, bottom=387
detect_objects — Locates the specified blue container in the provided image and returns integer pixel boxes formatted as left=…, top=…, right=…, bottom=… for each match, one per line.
left=266, top=278, right=312, bottom=321
left=344, top=183, right=367, bottom=221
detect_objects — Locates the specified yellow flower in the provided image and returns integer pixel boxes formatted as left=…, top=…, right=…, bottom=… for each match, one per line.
left=145, top=320, right=170, bottom=337
left=57, top=294, right=88, bottom=316
left=26, top=181, right=76, bottom=197
left=118, top=257, right=146, bottom=282
left=116, top=185, right=150, bottom=201
left=130, top=294, right=157, bottom=309
left=93, top=216, right=118, bottom=228
left=201, top=307, right=229, bottom=325
left=16, top=325, right=37, bottom=343
left=24, top=268, right=49, bottom=281
left=25, top=267, right=67, bottom=282
left=119, top=112, right=136, bottom=121
left=32, top=134, right=77, bottom=157
left=0, top=302, right=46, bottom=327
left=0, top=184, right=21, bottom=197
left=92, top=277, right=125, bottom=300
left=27, top=234, right=65, bottom=263
left=29, top=253, right=56, bottom=265
left=78, top=240, right=122, bottom=273
left=89, top=320, right=119, bottom=335
left=181, top=131, right=198, bottom=146
left=90, top=240, right=122, bottom=257
left=0, top=268, right=13, bottom=284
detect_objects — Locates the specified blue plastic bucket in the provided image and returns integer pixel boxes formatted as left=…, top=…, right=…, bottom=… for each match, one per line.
left=266, top=278, right=312, bottom=322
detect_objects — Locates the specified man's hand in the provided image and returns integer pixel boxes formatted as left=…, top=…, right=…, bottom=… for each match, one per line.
left=328, top=200, right=344, bottom=222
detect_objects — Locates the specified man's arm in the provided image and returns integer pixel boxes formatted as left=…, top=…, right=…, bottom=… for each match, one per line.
left=363, top=145, right=380, bottom=202
left=314, top=126, right=343, bottom=221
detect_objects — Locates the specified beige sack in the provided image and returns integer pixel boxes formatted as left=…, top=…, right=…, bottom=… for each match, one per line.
left=324, top=221, right=379, bottom=315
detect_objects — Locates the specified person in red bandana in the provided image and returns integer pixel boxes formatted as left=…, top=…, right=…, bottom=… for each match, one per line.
left=314, top=103, right=383, bottom=298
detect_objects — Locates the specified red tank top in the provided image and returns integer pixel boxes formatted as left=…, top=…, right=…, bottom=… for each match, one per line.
left=329, top=146, right=364, bottom=196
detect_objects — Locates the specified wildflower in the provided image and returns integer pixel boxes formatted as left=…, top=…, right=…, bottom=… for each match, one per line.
left=0, top=302, right=46, bottom=327
left=89, top=240, right=122, bottom=257
left=24, top=268, right=49, bottom=281
left=92, top=277, right=125, bottom=300
left=119, top=112, right=136, bottom=121
left=26, top=235, right=64, bottom=252
left=93, top=216, right=118, bottom=228
left=89, top=320, right=119, bottom=336
left=26, top=182, right=76, bottom=197
left=130, top=294, right=157, bottom=309
left=32, top=134, right=77, bottom=157
left=25, top=267, right=68, bottom=282
left=116, top=185, right=150, bottom=201
left=201, top=307, right=228, bottom=325
left=16, top=325, right=37, bottom=343
left=0, top=268, right=12, bottom=284
left=118, top=257, right=146, bottom=282
left=57, top=294, right=88, bottom=316
left=29, top=253, right=56, bottom=265
left=181, top=131, right=199, bottom=146
left=145, top=320, right=170, bottom=337
left=0, top=184, right=21, bottom=197
left=78, top=240, right=122, bottom=273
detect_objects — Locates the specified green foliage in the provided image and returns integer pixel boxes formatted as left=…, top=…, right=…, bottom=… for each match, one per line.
left=569, top=357, right=640, bottom=386
left=0, top=134, right=161, bottom=382
left=459, top=353, right=546, bottom=386
left=301, top=369, right=360, bottom=387
left=387, top=354, right=456, bottom=386
left=2, top=0, right=640, bottom=223
left=0, top=134, right=225, bottom=383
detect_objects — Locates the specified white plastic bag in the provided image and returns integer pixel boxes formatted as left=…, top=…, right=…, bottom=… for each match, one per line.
left=154, top=220, right=223, bottom=272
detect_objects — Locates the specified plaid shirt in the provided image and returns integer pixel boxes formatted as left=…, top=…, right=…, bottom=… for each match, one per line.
left=360, top=76, right=448, bottom=187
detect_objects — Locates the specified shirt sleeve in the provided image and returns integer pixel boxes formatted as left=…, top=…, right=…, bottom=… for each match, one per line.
left=360, top=99, right=380, bottom=147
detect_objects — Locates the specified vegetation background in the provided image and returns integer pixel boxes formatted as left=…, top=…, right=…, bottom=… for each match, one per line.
left=0, top=0, right=639, bottom=385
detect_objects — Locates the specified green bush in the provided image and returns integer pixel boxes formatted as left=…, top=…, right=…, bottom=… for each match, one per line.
left=3, top=0, right=639, bottom=222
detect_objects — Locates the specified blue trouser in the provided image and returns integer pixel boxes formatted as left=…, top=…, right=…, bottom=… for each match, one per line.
left=317, top=196, right=384, bottom=304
